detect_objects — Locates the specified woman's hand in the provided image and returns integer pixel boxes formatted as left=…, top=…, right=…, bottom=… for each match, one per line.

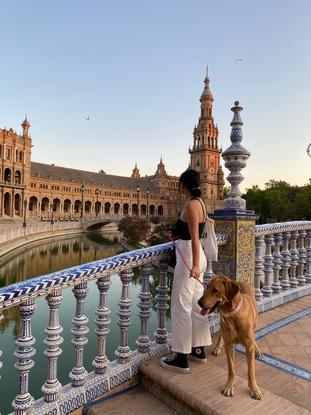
left=190, top=264, right=200, bottom=280
left=167, top=230, right=174, bottom=241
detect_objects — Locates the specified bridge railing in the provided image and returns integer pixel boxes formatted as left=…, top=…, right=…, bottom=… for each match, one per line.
left=0, top=235, right=226, bottom=415
left=254, top=221, right=311, bottom=301
left=0, top=222, right=82, bottom=245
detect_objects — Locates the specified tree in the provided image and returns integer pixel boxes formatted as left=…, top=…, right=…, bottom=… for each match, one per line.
left=244, top=180, right=311, bottom=222
left=118, top=216, right=151, bottom=244
left=148, top=220, right=174, bottom=246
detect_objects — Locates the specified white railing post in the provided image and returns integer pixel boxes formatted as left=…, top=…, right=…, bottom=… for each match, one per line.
left=69, top=281, right=89, bottom=387
left=155, top=261, right=169, bottom=344
left=42, top=288, right=63, bottom=402
left=92, top=275, right=111, bottom=374
left=204, top=260, right=214, bottom=285
left=115, top=268, right=133, bottom=363
left=289, top=230, right=299, bottom=288
left=136, top=264, right=152, bottom=353
left=272, top=232, right=282, bottom=293
left=281, top=231, right=291, bottom=290
left=262, top=234, right=274, bottom=297
left=297, top=230, right=307, bottom=286
left=255, top=235, right=264, bottom=300
left=305, top=229, right=311, bottom=283
left=12, top=299, right=36, bottom=415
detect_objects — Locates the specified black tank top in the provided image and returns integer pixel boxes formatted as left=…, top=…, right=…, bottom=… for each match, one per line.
left=173, top=198, right=206, bottom=240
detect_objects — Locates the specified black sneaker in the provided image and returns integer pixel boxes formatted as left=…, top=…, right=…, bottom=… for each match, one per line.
left=160, top=353, right=189, bottom=373
left=188, top=347, right=207, bottom=364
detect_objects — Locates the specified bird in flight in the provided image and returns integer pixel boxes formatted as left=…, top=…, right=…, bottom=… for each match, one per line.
left=84, top=116, right=90, bottom=121
left=234, top=58, right=243, bottom=63
left=307, top=143, right=311, bottom=157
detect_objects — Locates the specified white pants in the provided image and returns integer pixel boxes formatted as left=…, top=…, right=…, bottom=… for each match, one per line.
left=171, top=239, right=212, bottom=354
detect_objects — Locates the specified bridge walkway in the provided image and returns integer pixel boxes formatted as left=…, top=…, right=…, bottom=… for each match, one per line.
left=87, top=295, right=311, bottom=415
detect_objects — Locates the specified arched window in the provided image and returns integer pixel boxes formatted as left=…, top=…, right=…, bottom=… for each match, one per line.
left=114, top=203, right=120, bottom=214
left=158, top=205, right=164, bottom=216
left=4, top=168, right=12, bottom=182
left=104, top=202, right=111, bottom=214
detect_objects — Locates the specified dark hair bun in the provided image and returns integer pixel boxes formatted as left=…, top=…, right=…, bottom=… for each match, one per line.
left=191, top=188, right=202, bottom=197
left=179, top=169, right=202, bottom=196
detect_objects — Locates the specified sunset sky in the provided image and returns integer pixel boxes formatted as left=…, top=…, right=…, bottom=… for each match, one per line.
left=1, top=0, right=311, bottom=190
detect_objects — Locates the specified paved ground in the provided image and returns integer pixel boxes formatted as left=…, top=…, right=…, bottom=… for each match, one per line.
left=87, top=295, right=311, bottom=415
left=87, top=388, right=176, bottom=415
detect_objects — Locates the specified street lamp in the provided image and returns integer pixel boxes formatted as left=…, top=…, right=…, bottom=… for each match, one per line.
left=23, top=198, right=27, bottom=228
left=146, top=189, right=150, bottom=219
left=80, top=184, right=85, bottom=222
left=50, top=202, right=54, bottom=225
left=95, top=187, right=99, bottom=218
left=136, top=185, right=140, bottom=216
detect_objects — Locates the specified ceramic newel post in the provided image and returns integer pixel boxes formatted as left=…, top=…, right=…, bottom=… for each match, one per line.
left=222, top=101, right=250, bottom=211
left=213, top=101, right=257, bottom=285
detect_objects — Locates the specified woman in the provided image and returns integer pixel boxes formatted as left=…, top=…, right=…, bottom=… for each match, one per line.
left=160, top=169, right=211, bottom=373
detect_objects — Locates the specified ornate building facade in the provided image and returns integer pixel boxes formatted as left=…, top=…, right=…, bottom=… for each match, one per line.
left=0, top=74, right=224, bottom=221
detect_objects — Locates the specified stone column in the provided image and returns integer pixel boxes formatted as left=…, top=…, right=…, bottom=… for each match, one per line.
left=12, top=300, right=36, bottom=415
left=115, top=268, right=133, bottom=363
left=213, top=101, right=258, bottom=284
left=92, top=275, right=111, bottom=374
left=69, top=281, right=89, bottom=387
left=155, top=260, right=170, bottom=344
left=42, top=288, right=63, bottom=402
left=136, top=264, right=152, bottom=353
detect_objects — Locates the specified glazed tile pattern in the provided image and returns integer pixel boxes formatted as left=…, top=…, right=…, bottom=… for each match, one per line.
left=213, top=217, right=256, bottom=283
left=236, top=220, right=256, bottom=284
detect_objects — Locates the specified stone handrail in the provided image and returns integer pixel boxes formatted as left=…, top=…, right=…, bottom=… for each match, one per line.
left=255, top=220, right=311, bottom=236
left=254, top=221, right=311, bottom=300
left=0, top=235, right=227, bottom=415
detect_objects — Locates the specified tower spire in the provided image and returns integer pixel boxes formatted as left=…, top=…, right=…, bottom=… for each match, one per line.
left=21, top=115, right=31, bottom=137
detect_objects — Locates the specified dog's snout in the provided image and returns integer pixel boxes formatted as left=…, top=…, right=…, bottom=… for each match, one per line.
left=198, top=297, right=203, bottom=308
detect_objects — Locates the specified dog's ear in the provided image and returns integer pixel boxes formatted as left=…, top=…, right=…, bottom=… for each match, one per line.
left=224, top=279, right=240, bottom=301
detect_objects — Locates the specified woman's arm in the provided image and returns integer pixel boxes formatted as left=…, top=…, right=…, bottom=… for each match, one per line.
left=185, top=201, right=201, bottom=279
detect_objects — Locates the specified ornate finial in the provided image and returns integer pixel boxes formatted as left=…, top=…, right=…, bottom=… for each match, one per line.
left=222, top=101, right=250, bottom=211
left=206, top=63, right=208, bottom=77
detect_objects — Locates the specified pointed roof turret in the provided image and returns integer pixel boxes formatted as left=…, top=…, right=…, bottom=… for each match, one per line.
left=155, top=156, right=167, bottom=176
left=131, top=163, right=140, bottom=179
left=200, top=65, right=213, bottom=101
left=21, top=115, right=31, bottom=137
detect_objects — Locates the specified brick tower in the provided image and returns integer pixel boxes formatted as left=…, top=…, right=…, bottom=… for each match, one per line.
left=189, top=69, right=224, bottom=212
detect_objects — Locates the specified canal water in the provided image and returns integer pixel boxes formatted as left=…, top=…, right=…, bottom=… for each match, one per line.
left=0, top=232, right=172, bottom=415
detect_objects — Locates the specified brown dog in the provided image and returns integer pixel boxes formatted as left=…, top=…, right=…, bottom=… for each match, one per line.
left=198, top=275, right=263, bottom=400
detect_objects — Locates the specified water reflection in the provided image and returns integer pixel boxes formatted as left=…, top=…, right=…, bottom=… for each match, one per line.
left=0, top=233, right=123, bottom=289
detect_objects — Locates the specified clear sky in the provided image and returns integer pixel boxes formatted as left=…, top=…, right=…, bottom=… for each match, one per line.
left=1, top=0, right=311, bottom=191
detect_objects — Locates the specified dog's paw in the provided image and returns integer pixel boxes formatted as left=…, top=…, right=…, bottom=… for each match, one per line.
left=250, top=385, right=263, bottom=400
left=255, top=348, right=263, bottom=358
left=212, top=346, right=222, bottom=356
left=222, top=383, right=235, bottom=397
